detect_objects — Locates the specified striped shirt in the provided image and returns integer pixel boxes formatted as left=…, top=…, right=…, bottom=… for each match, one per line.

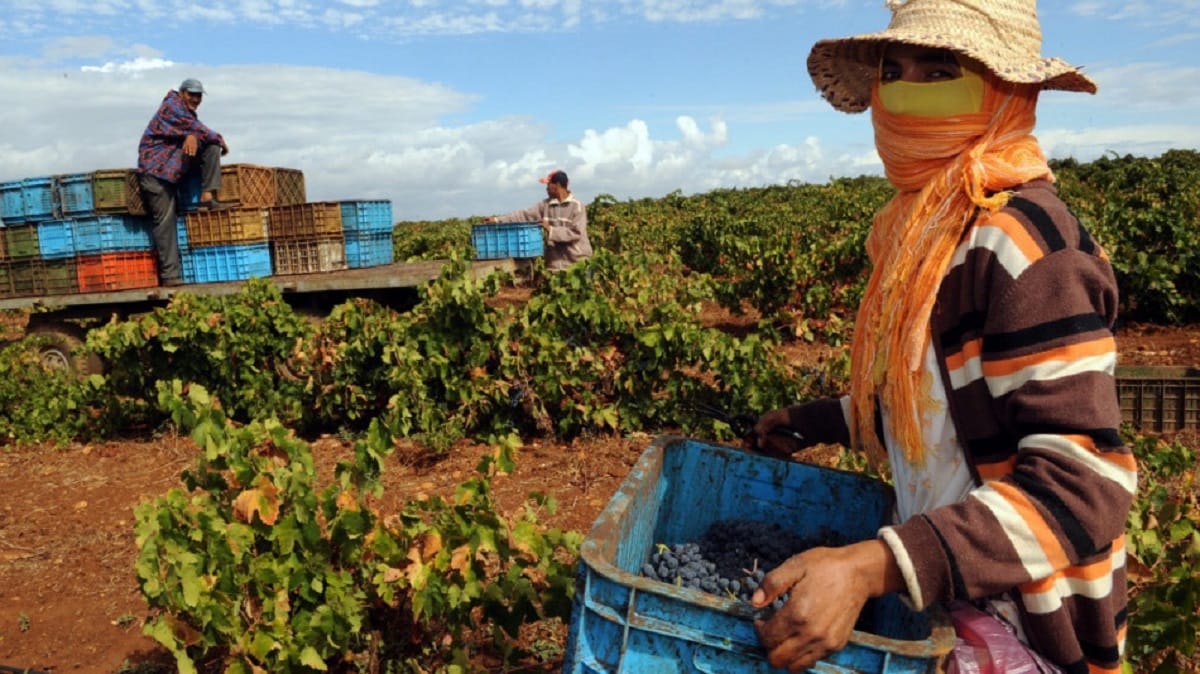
left=874, top=180, right=1135, bottom=673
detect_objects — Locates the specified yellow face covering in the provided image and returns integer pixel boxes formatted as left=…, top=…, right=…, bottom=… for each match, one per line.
left=878, top=67, right=985, bottom=118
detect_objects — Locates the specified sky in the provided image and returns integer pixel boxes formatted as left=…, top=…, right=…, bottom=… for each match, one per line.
left=0, top=0, right=1197, bottom=222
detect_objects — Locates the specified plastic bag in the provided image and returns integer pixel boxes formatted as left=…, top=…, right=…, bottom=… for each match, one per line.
left=945, top=601, right=1063, bottom=674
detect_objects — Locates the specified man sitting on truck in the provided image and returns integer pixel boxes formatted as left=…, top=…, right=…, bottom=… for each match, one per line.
left=137, top=77, right=230, bottom=286
left=483, top=169, right=593, bottom=271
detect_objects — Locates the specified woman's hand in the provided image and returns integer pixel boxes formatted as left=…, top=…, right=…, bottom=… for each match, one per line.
left=752, top=540, right=902, bottom=672
left=747, top=407, right=811, bottom=458
left=746, top=398, right=851, bottom=457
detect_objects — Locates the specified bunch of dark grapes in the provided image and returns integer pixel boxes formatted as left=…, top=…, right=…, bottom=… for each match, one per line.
left=640, top=519, right=845, bottom=612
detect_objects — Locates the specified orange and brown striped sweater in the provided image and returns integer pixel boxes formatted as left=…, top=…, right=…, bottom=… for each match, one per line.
left=847, top=180, right=1135, bottom=673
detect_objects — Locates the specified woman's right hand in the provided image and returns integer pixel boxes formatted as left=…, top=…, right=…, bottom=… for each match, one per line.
left=748, top=407, right=812, bottom=458
left=746, top=398, right=851, bottom=457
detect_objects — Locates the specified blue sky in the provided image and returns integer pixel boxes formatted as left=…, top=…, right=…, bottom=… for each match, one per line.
left=0, top=0, right=1197, bottom=221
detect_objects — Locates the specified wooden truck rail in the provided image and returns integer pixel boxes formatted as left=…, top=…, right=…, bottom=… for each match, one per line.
left=2, top=258, right=516, bottom=375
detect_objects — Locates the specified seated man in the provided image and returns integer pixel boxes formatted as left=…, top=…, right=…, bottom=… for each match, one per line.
left=137, top=77, right=229, bottom=286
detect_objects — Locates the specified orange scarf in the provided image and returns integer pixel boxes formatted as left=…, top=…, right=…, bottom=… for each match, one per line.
left=849, top=74, right=1051, bottom=466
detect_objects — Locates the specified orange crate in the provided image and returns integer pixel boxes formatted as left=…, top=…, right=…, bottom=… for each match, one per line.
left=219, top=164, right=275, bottom=208
left=272, top=168, right=306, bottom=206
left=92, top=169, right=147, bottom=215
left=271, top=237, right=346, bottom=275
left=267, top=202, right=343, bottom=240
left=77, top=252, right=159, bottom=293
left=185, top=207, right=269, bottom=246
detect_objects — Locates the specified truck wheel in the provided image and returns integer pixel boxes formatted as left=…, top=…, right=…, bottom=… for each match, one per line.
left=29, top=326, right=106, bottom=377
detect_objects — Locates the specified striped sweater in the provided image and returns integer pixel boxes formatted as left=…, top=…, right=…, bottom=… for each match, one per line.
left=859, top=180, right=1135, bottom=672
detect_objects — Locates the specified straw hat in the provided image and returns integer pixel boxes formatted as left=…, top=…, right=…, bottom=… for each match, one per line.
left=807, top=0, right=1097, bottom=113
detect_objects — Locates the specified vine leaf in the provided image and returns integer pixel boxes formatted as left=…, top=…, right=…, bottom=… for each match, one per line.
left=233, top=481, right=280, bottom=525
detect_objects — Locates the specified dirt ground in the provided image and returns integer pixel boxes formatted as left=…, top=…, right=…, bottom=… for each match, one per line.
left=1, top=316, right=1198, bottom=674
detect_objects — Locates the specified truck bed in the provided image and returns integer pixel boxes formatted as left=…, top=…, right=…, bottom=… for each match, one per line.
left=0, top=258, right=516, bottom=312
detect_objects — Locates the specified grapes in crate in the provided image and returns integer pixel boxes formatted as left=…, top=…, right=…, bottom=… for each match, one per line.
left=640, top=518, right=850, bottom=612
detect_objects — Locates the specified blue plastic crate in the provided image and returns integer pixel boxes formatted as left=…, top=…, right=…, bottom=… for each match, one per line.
left=182, top=242, right=271, bottom=284
left=1, top=180, right=23, bottom=223
left=57, top=173, right=95, bottom=216
left=179, top=171, right=202, bottom=212
left=471, top=222, right=543, bottom=260
left=563, top=437, right=955, bottom=674
left=37, top=220, right=76, bottom=259
left=339, top=200, right=393, bottom=234
left=21, top=177, right=56, bottom=222
left=176, top=216, right=189, bottom=250
left=344, top=231, right=394, bottom=268
left=73, top=215, right=154, bottom=254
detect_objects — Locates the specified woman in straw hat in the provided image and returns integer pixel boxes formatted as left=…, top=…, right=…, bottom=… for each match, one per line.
left=747, top=1, right=1134, bottom=672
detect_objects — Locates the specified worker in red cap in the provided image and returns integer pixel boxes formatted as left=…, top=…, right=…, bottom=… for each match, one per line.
left=483, top=169, right=593, bottom=271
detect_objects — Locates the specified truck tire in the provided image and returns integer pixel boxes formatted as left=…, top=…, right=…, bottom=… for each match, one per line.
left=28, top=325, right=106, bottom=377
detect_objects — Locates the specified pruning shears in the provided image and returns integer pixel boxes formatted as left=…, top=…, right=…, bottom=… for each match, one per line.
left=691, top=402, right=805, bottom=445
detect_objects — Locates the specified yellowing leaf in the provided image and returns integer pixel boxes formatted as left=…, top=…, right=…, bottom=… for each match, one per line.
left=335, top=489, right=359, bottom=512
left=449, top=544, right=471, bottom=573
left=421, top=531, right=443, bottom=559
left=232, top=482, right=281, bottom=526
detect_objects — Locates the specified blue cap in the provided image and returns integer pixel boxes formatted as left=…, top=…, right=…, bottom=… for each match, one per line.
left=179, top=78, right=206, bottom=94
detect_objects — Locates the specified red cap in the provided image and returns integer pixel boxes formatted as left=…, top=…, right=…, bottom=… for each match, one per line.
left=539, top=170, right=568, bottom=187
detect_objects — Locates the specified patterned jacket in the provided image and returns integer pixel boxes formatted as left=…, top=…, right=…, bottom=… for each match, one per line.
left=137, top=90, right=225, bottom=184
left=833, top=180, right=1134, bottom=673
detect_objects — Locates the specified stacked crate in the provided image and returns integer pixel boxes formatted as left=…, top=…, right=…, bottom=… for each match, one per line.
left=181, top=206, right=272, bottom=284
left=2, top=164, right=394, bottom=296
left=273, top=168, right=307, bottom=207
left=0, top=171, right=156, bottom=298
left=267, top=202, right=346, bottom=275
left=179, top=163, right=278, bottom=212
left=340, top=200, right=394, bottom=268
left=92, top=169, right=147, bottom=216
left=74, top=216, right=158, bottom=292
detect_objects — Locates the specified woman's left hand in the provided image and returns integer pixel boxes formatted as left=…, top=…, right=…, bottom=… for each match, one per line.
left=752, top=540, right=901, bottom=672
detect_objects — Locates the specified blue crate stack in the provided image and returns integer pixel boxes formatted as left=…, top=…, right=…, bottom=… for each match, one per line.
left=0, top=172, right=158, bottom=297
left=339, top=200, right=394, bottom=268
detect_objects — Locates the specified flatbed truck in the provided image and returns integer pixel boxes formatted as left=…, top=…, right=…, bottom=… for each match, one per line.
left=0, top=258, right=516, bottom=375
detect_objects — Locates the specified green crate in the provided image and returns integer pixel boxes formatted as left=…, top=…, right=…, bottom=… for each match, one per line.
left=42, top=258, right=79, bottom=295
left=4, top=224, right=40, bottom=259
left=92, top=169, right=146, bottom=215
left=10, top=259, right=40, bottom=297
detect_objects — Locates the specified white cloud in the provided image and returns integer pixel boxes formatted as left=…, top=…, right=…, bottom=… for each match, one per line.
left=81, top=56, right=175, bottom=74
left=0, top=55, right=840, bottom=219
left=0, top=0, right=839, bottom=39
left=0, top=8, right=1196, bottom=223
left=1091, top=63, right=1200, bottom=110
left=1039, top=124, right=1200, bottom=162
